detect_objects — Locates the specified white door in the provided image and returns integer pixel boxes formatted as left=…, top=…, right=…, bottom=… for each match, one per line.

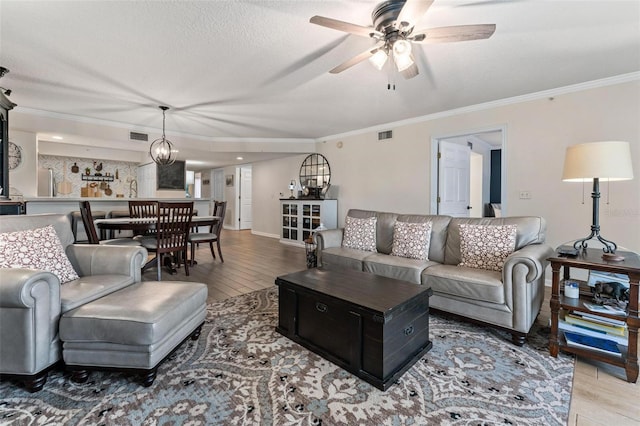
left=438, top=141, right=471, bottom=217
left=212, top=169, right=224, bottom=201
left=239, top=166, right=252, bottom=229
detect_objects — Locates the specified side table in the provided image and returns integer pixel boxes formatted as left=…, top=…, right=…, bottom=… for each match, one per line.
left=548, top=248, right=640, bottom=383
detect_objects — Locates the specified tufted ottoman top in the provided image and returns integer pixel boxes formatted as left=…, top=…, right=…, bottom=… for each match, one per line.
left=60, top=281, right=207, bottom=346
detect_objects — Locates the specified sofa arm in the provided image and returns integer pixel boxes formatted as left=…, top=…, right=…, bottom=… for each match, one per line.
left=502, top=243, right=554, bottom=334
left=314, top=229, right=343, bottom=268
left=0, top=269, right=61, bottom=309
left=503, top=244, right=555, bottom=283
left=315, top=229, right=343, bottom=250
left=0, top=269, right=62, bottom=375
left=66, top=244, right=148, bottom=282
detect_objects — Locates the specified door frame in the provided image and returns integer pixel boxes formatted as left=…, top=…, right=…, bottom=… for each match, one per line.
left=430, top=125, right=507, bottom=216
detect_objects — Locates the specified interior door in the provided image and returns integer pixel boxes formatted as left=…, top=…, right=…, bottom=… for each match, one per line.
left=239, top=166, right=252, bottom=229
left=212, top=169, right=224, bottom=201
left=438, top=141, right=471, bottom=217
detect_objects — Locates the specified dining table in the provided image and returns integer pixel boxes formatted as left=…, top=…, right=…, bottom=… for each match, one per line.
left=94, top=215, right=221, bottom=274
left=94, top=215, right=220, bottom=233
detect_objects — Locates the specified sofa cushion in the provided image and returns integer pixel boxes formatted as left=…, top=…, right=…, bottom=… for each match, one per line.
left=422, top=264, right=504, bottom=304
left=458, top=224, right=517, bottom=272
left=342, top=216, right=377, bottom=252
left=0, top=213, right=74, bottom=248
left=346, top=209, right=398, bottom=254
left=364, top=253, right=436, bottom=285
left=391, top=221, right=432, bottom=260
left=444, top=217, right=547, bottom=266
left=321, top=246, right=373, bottom=270
left=396, top=214, right=451, bottom=263
left=0, top=225, right=79, bottom=284
left=60, top=274, right=136, bottom=313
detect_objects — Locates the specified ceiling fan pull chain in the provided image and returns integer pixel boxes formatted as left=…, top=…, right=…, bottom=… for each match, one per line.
left=387, top=65, right=396, bottom=91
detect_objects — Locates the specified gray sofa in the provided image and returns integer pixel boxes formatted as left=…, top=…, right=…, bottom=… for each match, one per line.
left=315, top=209, right=554, bottom=345
left=0, top=213, right=148, bottom=391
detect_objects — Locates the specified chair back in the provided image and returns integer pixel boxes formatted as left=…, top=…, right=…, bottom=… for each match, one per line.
left=78, top=201, right=101, bottom=244
left=155, top=201, right=194, bottom=255
left=129, top=200, right=158, bottom=218
left=212, top=201, right=227, bottom=235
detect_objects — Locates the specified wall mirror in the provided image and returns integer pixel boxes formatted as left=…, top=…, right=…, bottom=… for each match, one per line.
left=299, top=153, right=331, bottom=198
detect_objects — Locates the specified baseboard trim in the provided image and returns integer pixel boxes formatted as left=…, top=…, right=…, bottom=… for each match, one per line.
left=251, top=230, right=279, bottom=239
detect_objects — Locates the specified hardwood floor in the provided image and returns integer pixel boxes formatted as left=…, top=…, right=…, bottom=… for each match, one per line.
left=142, top=230, right=639, bottom=425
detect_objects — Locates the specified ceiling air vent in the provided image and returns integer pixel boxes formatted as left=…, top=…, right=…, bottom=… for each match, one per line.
left=129, top=131, right=148, bottom=142
left=378, top=130, right=393, bottom=140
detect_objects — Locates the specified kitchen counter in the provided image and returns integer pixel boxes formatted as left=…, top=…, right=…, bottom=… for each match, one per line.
left=24, top=197, right=214, bottom=241
left=25, top=197, right=213, bottom=215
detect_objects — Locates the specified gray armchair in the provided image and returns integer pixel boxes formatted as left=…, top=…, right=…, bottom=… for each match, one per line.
left=0, top=214, right=148, bottom=392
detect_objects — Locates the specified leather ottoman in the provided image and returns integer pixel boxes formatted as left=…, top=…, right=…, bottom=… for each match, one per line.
left=59, top=281, right=207, bottom=386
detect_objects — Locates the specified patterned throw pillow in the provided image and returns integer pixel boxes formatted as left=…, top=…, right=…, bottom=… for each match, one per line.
left=391, top=221, right=432, bottom=260
left=0, top=225, right=79, bottom=284
left=342, top=216, right=377, bottom=252
left=458, top=224, right=517, bottom=272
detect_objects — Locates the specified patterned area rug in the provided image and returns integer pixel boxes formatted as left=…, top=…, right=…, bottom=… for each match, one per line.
left=0, top=287, right=574, bottom=425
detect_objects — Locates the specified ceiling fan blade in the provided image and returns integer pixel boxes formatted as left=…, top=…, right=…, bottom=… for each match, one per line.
left=329, top=44, right=384, bottom=74
left=310, top=16, right=375, bottom=38
left=396, top=0, right=435, bottom=28
left=411, top=24, right=496, bottom=43
left=400, top=61, right=419, bottom=79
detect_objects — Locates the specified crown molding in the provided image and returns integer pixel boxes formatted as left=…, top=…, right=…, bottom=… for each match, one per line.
left=318, top=72, right=640, bottom=142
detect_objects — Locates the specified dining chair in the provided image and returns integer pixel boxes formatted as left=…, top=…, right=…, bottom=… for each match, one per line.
left=189, top=200, right=227, bottom=266
left=128, top=200, right=158, bottom=219
left=129, top=200, right=158, bottom=241
left=78, top=201, right=141, bottom=246
left=140, top=201, right=194, bottom=281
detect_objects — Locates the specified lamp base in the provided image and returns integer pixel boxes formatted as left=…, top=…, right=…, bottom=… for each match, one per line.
left=602, top=252, right=625, bottom=262
left=573, top=232, right=617, bottom=254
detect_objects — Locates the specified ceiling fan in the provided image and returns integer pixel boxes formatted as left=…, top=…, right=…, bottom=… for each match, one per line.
left=310, top=0, right=496, bottom=80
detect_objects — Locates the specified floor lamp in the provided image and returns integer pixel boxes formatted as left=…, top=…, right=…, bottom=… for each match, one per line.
left=562, top=141, right=634, bottom=260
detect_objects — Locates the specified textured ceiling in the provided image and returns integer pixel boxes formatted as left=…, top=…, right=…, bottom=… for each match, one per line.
left=2, top=0, right=639, bottom=157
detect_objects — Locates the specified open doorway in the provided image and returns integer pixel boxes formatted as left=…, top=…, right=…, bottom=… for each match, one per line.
left=430, top=127, right=505, bottom=217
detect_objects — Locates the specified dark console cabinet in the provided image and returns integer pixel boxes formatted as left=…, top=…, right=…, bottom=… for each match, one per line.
left=0, top=201, right=25, bottom=215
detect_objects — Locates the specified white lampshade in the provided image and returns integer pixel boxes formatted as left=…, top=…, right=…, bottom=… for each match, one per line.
left=369, top=49, right=388, bottom=70
left=562, top=141, right=634, bottom=182
left=392, top=40, right=413, bottom=72
left=392, top=39, right=411, bottom=57
left=394, top=52, right=414, bottom=72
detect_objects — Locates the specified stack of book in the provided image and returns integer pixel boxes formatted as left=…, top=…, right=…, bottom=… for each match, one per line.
left=558, top=311, right=628, bottom=356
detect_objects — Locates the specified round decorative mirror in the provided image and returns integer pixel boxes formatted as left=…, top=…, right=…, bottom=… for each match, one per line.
left=299, top=153, right=331, bottom=198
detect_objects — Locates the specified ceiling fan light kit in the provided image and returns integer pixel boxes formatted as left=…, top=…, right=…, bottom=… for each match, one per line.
left=369, top=49, right=388, bottom=70
left=394, top=51, right=414, bottom=72
left=310, top=0, right=496, bottom=83
left=149, top=105, right=176, bottom=166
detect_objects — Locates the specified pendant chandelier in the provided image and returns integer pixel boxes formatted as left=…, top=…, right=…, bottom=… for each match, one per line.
left=149, top=105, right=176, bottom=166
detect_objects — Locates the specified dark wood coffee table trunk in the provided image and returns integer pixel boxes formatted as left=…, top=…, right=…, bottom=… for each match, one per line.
left=275, top=267, right=433, bottom=391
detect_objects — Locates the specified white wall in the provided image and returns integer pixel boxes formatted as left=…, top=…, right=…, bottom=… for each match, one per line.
left=469, top=152, right=483, bottom=217
left=7, top=130, right=37, bottom=197
left=252, top=154, right=308, bottom=238
left=248, top=80, right=640, bottom=253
